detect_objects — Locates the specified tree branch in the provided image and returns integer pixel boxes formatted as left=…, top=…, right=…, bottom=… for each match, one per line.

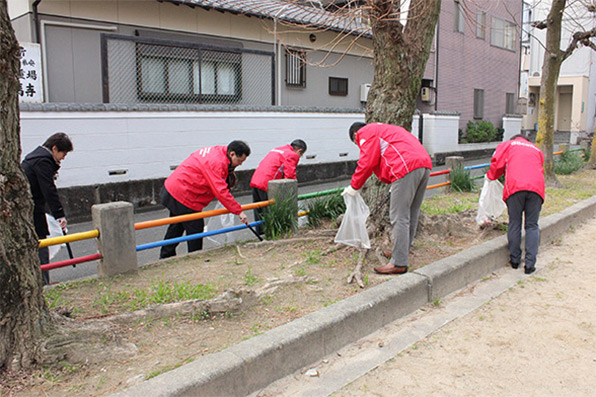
left=562, top=28, right=596, bottom=61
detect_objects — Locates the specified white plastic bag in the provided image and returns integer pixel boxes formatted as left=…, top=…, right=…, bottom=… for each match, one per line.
left=476, top=175, right=507, bottom=226
left=205, top=201, right=236, bottom=246
left=334, top=192, right=371, bottom=249
left=45, top=214, right=66, bottom=260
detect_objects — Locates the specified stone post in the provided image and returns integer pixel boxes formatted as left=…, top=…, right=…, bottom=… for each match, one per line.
left=268, top=179, right=298, bottom=221
left=445, top=156, right=464, bottom=192
left=92, top=201, right=138, bottom=277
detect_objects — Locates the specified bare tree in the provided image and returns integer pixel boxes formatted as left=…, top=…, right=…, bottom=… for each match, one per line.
left=533, top=0, right=596, bottom=184
left=0, top=0, right=52, bottom=370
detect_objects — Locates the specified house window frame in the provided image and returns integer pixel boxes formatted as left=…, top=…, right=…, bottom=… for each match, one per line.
left=476, top=11, right=486, bottom=39
left=454, top=1, right=465, bottom=33
left=329, top=76, right=348, bottom=96
left=491, top=17, right=516, bottom=51
left=286, top=49, right=306, bottom=88
left=506, top=92, right=515, bottom=114
left=474, top=88, right=484, bottom=119
left=135, top=42, right=242, bottom=103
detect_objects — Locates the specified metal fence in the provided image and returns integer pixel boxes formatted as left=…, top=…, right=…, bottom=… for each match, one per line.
left=101, top=34, right=275, bottom=106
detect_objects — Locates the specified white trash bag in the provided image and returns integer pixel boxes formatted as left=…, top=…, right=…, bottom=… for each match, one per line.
left=205, top=201, right=236, bottom=246
left=45, top=213, right=66, bottom=260
left=476, top=175, right=507, bottom=226
left=334, top=191, right=371, bottom=249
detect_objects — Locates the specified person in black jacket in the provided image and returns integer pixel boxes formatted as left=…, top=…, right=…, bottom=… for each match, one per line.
left=21, top=132, right=73, bottom=285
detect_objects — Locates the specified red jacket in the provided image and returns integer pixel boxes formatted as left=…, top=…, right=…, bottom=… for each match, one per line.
left=487, top=137, right=545, bottom=202
left=164, top=145, right=242, bottom=214
left=250, top=144, right=300, bottom=191
left=350, top=123, right=432, bottom=190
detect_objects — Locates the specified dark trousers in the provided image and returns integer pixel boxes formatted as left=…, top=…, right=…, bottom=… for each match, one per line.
left=252, top=187, right=268, bottom=235
left=159, top=187, right=205, bottom=259
left=39, top=246, right=50, bottom=285
left=506, top=191, right=543, bottom=269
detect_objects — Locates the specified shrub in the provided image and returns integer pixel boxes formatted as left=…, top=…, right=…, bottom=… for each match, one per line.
left=450, top=165, right=475, bottom=192
left=305, top=193, right=346, bottom=227
left=554, top=150, right=585, bottom=175
left=466, top=120, right=499, bottom=143
left=261, top=195, right=298, bottom=240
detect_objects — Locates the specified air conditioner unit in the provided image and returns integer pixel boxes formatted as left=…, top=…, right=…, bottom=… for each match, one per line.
left=360, top=83, right=371, bottom=102
left=421, top=87, right=431, bottom=102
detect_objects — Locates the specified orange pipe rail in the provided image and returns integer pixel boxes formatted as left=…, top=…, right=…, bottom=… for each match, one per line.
left=427, top=181, right=451, bottom=190
left=134, top=199, right=275, bottom=230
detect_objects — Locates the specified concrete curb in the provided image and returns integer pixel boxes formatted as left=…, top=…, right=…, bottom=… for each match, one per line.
left=113, top=196, right=596, bottom=397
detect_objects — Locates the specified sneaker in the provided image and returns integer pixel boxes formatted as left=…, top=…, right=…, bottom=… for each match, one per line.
left=524, top=266, right=536, bottom=275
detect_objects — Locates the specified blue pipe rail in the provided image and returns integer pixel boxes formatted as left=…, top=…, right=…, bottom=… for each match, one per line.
left=463, top=163, right=490, bottom=171
left=136, top=220, right=264, bottom=251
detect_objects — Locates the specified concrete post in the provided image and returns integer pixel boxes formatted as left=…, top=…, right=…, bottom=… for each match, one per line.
left=268, top=179, right=298, bottom=221
left=445, top=156, right=464, bottom=192
left=92, top=201, right=138, bottom=277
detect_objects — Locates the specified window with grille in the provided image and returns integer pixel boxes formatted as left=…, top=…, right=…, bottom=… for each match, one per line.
left=137, top=43, right=241, bottom=102
left=286, top=49, right=306, bottom=87
left=491, top=17, right=516, bottom=50
left=506, top=92, right=515, bottom=114
left=476, top=11, right=486, bottom=39
left=329, top=77, right=348, bottom=96
left=474, top=89, right=484, bottom=119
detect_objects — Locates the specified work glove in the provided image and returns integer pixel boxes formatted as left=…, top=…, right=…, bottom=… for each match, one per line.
left=341, top=186, right=358, bottom=197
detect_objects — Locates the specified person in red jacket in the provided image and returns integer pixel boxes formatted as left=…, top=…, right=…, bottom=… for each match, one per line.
left=487, top=134, right=545, bottom=274
left=250, top=139, right=307, bottom=234
left=343, top=122, right=432, bottom=275
left=159, top=140, right=251, bottom=259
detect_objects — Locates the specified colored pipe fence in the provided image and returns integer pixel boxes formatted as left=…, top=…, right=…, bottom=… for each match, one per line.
left=41, top=253, right=102, bottom=271
left=136, top=221, right=264, bottom=251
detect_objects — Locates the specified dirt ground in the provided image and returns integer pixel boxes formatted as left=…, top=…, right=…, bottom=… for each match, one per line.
left=2, top=170, right=595, bottom=396
left=335, top=214, right=596, bottom=396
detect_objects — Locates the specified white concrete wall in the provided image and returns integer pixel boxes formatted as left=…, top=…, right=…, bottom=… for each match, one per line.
left=420, top=113, right=460, bottom=155
left=502, top=116, right=523, bottom=140
left=20, top=111, right=365, bottom=188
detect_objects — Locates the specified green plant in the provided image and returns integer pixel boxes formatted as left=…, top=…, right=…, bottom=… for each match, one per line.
left=262, top=195, right=298, bottom=240
left=465, top=120, right=499, bottom=143
left=294, top=267, right=306, bottom=277
left=554, top=150, right=584, bottom=175
left=303, top=249, right=322, bottom=265
left=450, top=165, right=475, bottom=192
left=305, top=193, right=346, bottom=227
left=244, top=267, right=260, bottom=286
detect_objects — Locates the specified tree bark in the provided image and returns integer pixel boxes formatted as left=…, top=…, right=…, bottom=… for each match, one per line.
left=365, top=0, right=441, bottom=130
left=535, top=0, right=567, bottom=186
left=0, top=0, right=52, bottom=371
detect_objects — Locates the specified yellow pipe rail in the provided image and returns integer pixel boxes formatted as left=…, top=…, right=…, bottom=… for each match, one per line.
left=134, top=200, right=275, bottom=230
left=39, top=229, right=99, bottom=248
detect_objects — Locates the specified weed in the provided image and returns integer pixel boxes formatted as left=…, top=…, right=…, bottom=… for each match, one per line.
left=554, top=150, right=585, bottom=175
left=244, top=267, right=260, bottom=286
left=432, top=298, right=441, bottom=307
left=262, top=195, right=298, bottom=240
left=305, top=193, right=346, bottom=227
left=303, top=250, right=321, bottom=265
left=450, top=165, right=475, bottom=192
left=294, top=267, right=306, bottom=277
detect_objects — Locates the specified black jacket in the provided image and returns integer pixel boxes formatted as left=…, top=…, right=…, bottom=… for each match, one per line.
left=21, top=146, right=65, bottom=238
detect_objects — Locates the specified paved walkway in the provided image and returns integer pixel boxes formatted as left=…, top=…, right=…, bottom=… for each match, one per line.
left=256, top=216, right=596, bottom=396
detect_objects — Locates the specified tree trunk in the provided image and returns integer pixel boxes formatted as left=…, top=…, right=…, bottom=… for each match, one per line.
left=0, top=0, right=52, bottom=371
left=535, top=0, right=566, bottom=186
left=365, top=0, right=441, bottom=130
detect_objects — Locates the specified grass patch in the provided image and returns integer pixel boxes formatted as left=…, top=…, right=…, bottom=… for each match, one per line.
left=305, top=193, right=346, bottom=227
left=450, top=165, right=475, bottom=192
left=554, top=150, right=585, bottom=175
left=262, top=195, right=298, bottom=240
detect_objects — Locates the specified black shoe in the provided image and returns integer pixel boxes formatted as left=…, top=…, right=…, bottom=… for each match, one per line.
left=510, top=261, right=520, bottom=269
left=524, top=266, right=535, bottom=275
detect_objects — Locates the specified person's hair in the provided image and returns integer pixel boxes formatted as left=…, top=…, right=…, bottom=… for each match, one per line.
left=290, top=139, right=307, bottom=153
left=227, top=140, right=251, bottom=157
left=510, top=134, right=528, bottom=141
left=43, top=132, right=73, bottom=152
left=349, top=122, right=366, bottom=142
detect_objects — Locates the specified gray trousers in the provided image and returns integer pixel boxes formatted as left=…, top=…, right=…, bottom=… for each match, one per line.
left=389, top=168, right=430, bottom=267
left=506, top=191, right=542, bottom=268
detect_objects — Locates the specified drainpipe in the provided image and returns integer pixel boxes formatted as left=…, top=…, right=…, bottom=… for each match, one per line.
left=434, top=18, right=439, bottom=111
left=33, top=0, right=43, bottom=43
left=273, top=5, right=290, bottom=106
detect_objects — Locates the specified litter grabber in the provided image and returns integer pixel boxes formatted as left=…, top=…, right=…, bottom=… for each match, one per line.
left=246, top=223, right=264, bottom=241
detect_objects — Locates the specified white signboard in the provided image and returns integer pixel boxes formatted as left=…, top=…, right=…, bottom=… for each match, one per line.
left=18, top=42, right=43, bottom=103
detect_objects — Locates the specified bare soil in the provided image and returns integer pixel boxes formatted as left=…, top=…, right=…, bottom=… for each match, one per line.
left=2, top=170, right=595, bottom=396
